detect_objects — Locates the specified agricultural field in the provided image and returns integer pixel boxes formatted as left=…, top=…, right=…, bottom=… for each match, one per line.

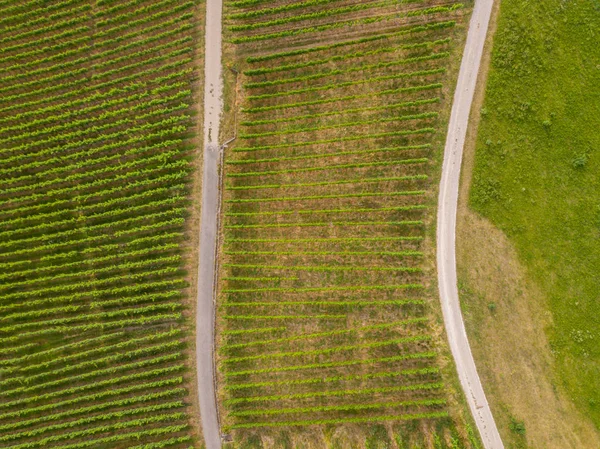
left=0, top=0, right=203, bottom=448
left=218, top=0, right=479, bottom=447
left=459, top=0, right=600, bottom=448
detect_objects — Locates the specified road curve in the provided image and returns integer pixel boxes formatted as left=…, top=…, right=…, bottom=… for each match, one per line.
left=436, top=1, right=504, bottom=448
left=196, top=0, right=223, bottom=448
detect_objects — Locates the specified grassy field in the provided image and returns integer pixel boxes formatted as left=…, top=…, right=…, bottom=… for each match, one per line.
left=462, top=0, right=600, bottom=447
left=217, top=0, right=481, bottom=447
left=0, top=0, right=203, bottom=448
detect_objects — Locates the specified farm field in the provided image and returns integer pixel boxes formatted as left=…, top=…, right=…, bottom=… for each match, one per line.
left=218, top=0, right=479, bottom=447
left=459, top=0, right=600, bottom=448
left=0, top=1, right=203, bottom=448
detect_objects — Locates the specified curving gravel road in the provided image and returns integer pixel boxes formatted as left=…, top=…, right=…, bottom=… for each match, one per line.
left=436, top=1, right=504, bottom=448
left=196, top=0, right=223, bottom=448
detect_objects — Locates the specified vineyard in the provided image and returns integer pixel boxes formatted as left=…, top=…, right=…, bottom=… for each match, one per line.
left=219, top=0, right=477, bottom=448
left=0, top=0, right=202, bottom=448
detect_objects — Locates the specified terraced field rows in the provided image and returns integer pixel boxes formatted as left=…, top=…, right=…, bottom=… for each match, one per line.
left=219, top=0, right=477, bottom=447
left=0, top=1, right=202, bottom=448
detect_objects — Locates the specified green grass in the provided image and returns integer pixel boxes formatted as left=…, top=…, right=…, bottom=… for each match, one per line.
left=469, top=0, right=600, bottom=427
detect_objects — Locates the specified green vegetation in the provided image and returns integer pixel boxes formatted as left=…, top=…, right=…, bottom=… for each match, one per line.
left=469, top=0, right=600, bottom=429
left=219, top=0, right=477, bottom=446
left=0, top=0, right=202, bottom=447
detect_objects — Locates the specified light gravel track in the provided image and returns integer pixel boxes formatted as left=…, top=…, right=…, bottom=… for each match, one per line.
left=196, top=0, right=223, bottom=448
left=436, top=1, right=504, bottom=448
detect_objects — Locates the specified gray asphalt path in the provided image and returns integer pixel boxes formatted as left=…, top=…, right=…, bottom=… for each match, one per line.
left=436, top=1, right=504, bottom=448
left=196, top=0, right=223, bottom=447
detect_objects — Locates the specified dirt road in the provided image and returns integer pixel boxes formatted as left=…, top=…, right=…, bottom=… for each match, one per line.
left=436, top=1, right=504, bottom=448
left=195, top=0, right=223, bottom=447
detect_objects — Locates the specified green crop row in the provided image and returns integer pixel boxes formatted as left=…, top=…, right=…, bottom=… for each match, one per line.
left=240, top=99, right=439, bottom=127
left=224, top=190, right=425, bottom=204
left=0, top=313, right=182, bottom=346
left=90, top=290, right=183, bottom=310
left=0, top=218, right=186, bottom=265
left=1, top=355, right=183, bottom=399
left=225, top=314, right=346, bottom=321
left=0, top=113, right=187, bottom=162
left=226, top=351, right=437, bottom=378
left=0, top=24, right=87, bottom=55
left=228, top=0, right=348, bottom=19
left=92, top=23, right=193, bottom=61
left=222, top=318, right=427, bottom=350
left=0, top=8, right=89, bottom=45
left=0, top=401, right=185, bottom=443
left=241, top=82, right=442, bottom=113
left=239, top=112, right=438, bottom=139
left=225, top=224, right=423, bottom=232
left=245, top=50, right=448, bottom=89
left=227, top=144, right=430, bottom=164
left=1, top=342, right=182, bottom=392
left=230, top=398, right=446, bottom=416
left=224, top=235, right=423, bottom=242
left=225, top=380, right=441, bottom=404
left=232, top=128, right=435, bottom=154
left=0, top=303, right=182, bottom=337
left=229, top=1, right=392, bottom=32
left=0, top=333, right=121, bottom=367
left=226, top=157, right=429, bottom=177
left=95, top=1, right=194, bottom=39
left=224, top=299, right=424, bottom=307
left=223, top=335, right=431, bottom=364
left=96, top=0, right=179, bottom=28
left=244, top=63, right=445, bottom=101
left=226, top=174, right=427, bottom=191
left=222, top=327, right=286, bottom=336
left=0, top=45, right=89, bottom=76
left=0, top=60, right=191, bottom=115
left=225, top=206, right=426, bottom=218
left=224, top=276, right=298, bottom=281
left=0, top=241, right=180, bottom=283
left=230, top=4, right=463, bottom=43
left=4, top=329, right=180, bottom=376
left=0, top=34, right=89, bottom=65
left=224, top=282, right=423, bottom=293
left=94, top=12, right=193, bottom=48
left=0, top=377, right=184, bottom=420
left=228, top=262, right=421, bottom=273
left=4, top=410, right=184, bottom=447
left=0, top=83, right=187, bottom=136
left=0, top=1, right=87, bottom=34
left=244, top=45, right=445, bottom=77
left=226, top=411, right=449, bottom=429
left=12, top=425, right=189, bottom=449
left=0, top=389, right=186, bottom=433
left=0, top=0, right=82, bottom=28
left=245, top=20, right=456, bottom=62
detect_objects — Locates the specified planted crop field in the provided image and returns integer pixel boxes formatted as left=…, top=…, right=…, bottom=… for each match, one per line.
left=0, top=0, right=202, bottom=448
left=219, top=0, right=476, bottom=447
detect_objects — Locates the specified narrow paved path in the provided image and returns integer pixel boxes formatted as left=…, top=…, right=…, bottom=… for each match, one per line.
left=196, top=0, right=223, bottom=447
left=437, top=1, right=504, bottom=448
